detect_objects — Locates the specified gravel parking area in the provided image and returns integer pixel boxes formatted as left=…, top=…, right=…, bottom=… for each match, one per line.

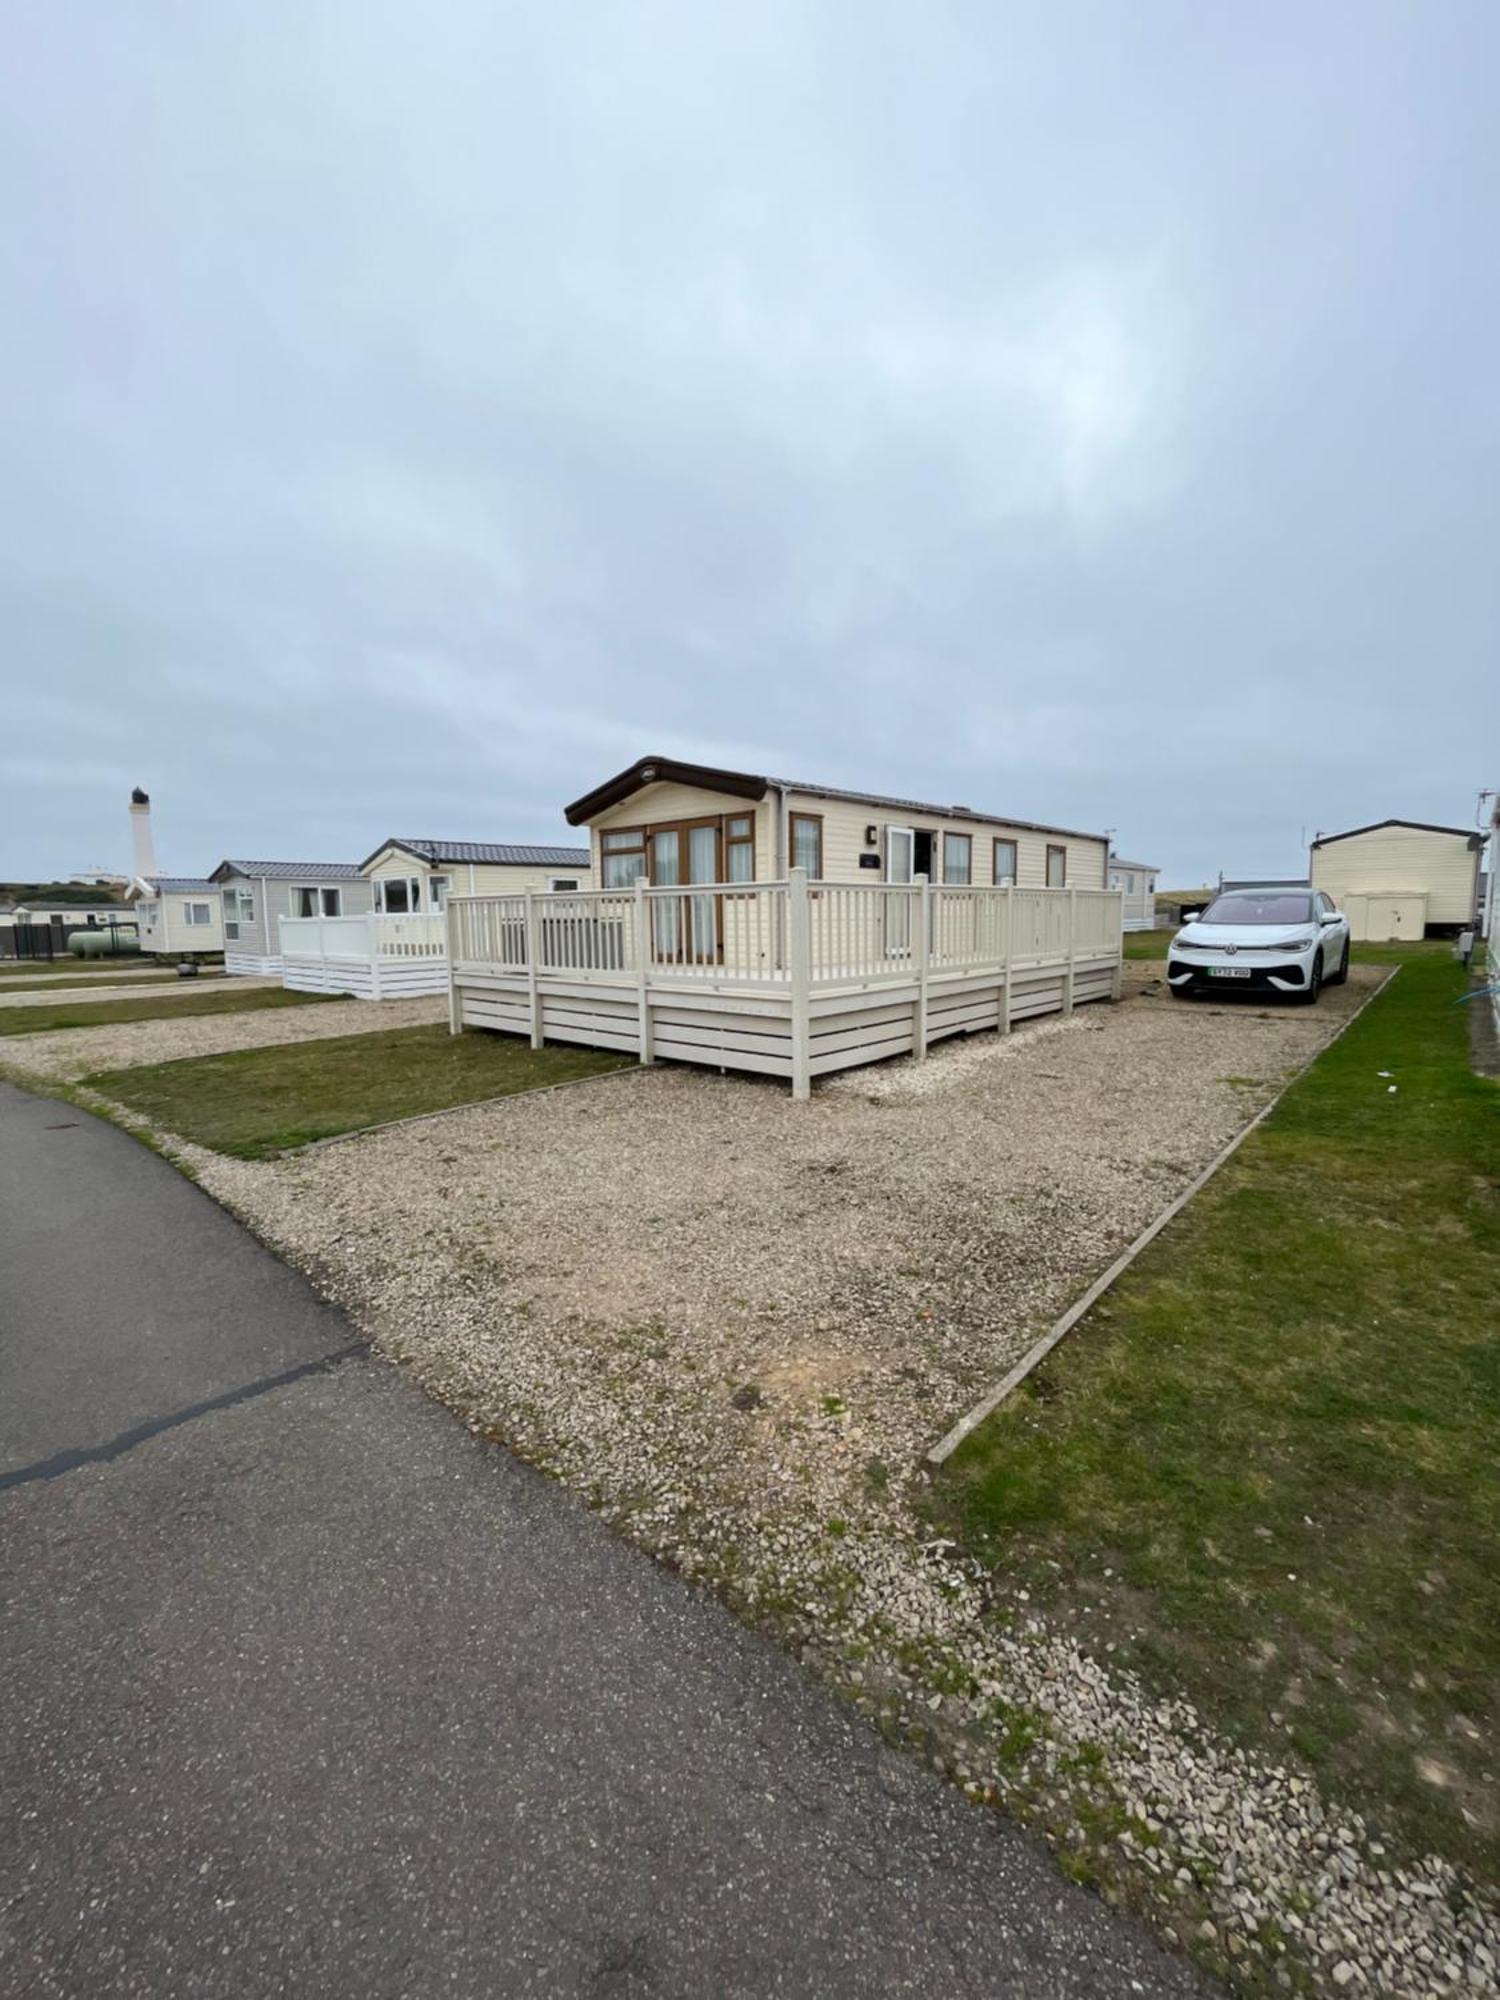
left=196, top=969, right=1377, bottom=1521
left=0, top=993, right=448, bottom=1081
left=160, top=964, right=1493, bottom=1996
left=0, top=974, right=276, bottom=1010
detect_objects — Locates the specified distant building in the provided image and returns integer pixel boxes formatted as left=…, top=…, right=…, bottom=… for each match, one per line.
left=1310, top=819, right=1483, bottom=941
left=1108, top=857, right=1158, bottom=932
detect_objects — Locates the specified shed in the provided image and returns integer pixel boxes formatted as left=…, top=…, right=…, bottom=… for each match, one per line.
left=1310, top=820, right=1482, bottom=939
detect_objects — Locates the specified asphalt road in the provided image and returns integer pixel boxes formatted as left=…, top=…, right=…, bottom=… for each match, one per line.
left=0, top=1082, right=1210, bottom=1998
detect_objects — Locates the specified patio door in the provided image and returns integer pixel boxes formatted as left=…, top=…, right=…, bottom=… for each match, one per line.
left=886, top=825, right=915, bottom=957
left=650, top=818, right=721, bottom=962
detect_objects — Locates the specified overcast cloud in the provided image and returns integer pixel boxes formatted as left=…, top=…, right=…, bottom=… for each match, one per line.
left=2, top=1, right=1495, bottom=885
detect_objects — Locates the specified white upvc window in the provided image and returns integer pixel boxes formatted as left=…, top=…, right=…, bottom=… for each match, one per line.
left=547, top=876, right=581, bottom=892
left=375, top=876, right=422, bottom=915
left=184, top=902, right=212, bottom=927
left=292, top=885, right=342, bottom=918
left=428, top=874, right=450, bottom=910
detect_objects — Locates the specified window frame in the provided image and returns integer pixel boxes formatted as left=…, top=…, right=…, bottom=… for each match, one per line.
left=724, top=813, right=756, bottom=888
left=600, top=827, right=648, bottom=891
left=1045, top=844, right=1067, bottom=889
left=993, top=838, right=1018, bottom=886
left=789, top=811, right=824, bottom=881
left=184, top=901, right=212, bottom=927
left=942, top=831, right=972, bottom=886
left=427, top=874, right=450, bottom=912
left=547, top=876, right=582, bottom=893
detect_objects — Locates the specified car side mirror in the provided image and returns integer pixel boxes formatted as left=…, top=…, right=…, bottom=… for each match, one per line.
left=1320, top=910, right=1341, bottom=923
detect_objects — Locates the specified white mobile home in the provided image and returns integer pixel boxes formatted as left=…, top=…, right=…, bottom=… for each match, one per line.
left=1108, top=857, right=1158, bottom=932
left=445, top=756, right=1124, bottom=1099
left=127, top=878, right=225, bottom=957
left=568, top=757, right=1110, bottom=897
left=279, top=837, right=591, bottom=999
left=209, top=860, right=374, bottom=976
left=1310, top=819, right=1483, bottom=941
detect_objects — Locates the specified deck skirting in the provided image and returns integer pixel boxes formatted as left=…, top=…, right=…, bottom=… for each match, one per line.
left=452, top=955, right=1119, bottom=1087
left=284, top=952, right=449, bottom=1001
left=225, top=952, right=283, bottom=977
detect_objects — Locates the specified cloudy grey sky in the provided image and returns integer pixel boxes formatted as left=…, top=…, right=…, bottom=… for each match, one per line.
left=3, top=2, right=1495, bottom=886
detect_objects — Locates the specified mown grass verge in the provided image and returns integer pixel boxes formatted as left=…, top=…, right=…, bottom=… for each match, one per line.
left=83, top=1024, right=635, bottom=1158
left=927, top=944, right=1500, bottom=1882
left=0, top=985, right=333, bottom=1036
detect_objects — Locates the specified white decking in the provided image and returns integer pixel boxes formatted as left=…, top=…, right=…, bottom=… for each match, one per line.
left=279, top=912, right=449, bottom=999
left=448, top=874, right=1123, bottom=1098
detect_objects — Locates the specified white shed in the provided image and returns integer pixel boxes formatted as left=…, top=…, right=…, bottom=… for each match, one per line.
left=1310, top=820, right=1482, bottom=939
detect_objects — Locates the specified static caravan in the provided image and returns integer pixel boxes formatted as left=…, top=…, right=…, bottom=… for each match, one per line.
left=566, top=756, right=1110, bottom=899
left=209, top=860, right=374, bottom=976
left=445, top=755, right=1124, bottom=1099
left=278, top=837, right=591, bottom=999
left=127, top=877, right=225, bottom=958
left=1108, top=858, right=1158, bottom=932
left=1310, top=819, right=1482, bottom=940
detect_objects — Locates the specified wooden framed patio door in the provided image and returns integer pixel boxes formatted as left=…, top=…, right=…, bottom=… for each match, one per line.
left=649, top=817, right=722, bottom=962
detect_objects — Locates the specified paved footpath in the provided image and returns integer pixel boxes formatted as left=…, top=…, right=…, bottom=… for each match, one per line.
left=0, top=1083, right=1212, bottom=1998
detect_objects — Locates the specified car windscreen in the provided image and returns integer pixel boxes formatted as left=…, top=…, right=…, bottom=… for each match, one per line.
left=1200, top=893, right=1313, bottom=926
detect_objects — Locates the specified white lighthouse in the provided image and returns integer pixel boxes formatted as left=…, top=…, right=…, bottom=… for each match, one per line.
left=129, top=786, right=157, bottom=882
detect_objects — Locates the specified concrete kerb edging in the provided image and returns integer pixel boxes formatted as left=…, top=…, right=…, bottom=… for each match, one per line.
left=925, top=965, right=1401, bottom=1469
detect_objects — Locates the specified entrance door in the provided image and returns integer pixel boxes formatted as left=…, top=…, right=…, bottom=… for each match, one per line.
left=886, top=826, right=914, bottom=956
left=650, top=818, right=722, bottom=962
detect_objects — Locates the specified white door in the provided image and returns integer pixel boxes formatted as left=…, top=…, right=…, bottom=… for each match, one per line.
left=886, top=826, right=914, bottom=956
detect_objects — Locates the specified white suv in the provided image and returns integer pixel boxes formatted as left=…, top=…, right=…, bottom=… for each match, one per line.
left=1167, top=887, right=1350, bottom=1004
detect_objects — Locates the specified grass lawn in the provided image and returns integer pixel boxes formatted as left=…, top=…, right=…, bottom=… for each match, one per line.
left=928, top=942, right=1500, bottom=1881
left=83, top=1023, right=635, bottom=1157
left=0, top=957, right=174, bottom=981
left=0, top=985, right=333, bottom=1037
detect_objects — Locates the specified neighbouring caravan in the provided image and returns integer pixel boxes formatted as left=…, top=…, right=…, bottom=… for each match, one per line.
left=209, top=860, right=374, bottom=976
left=1310, top=819, right=1482, bottom=939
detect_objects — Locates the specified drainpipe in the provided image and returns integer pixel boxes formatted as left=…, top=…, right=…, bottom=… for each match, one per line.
left=260, top=876, right=270, bottom=969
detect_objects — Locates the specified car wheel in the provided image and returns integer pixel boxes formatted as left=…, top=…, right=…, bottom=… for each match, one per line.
left=1170, top=982, right=1195, bottom=1000
left=1329, top=937, right=1350, bottom=985
left=1299, top=953, right=1324, bottom=1004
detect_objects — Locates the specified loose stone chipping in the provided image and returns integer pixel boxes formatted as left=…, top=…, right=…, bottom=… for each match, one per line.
left=0, top=993, right=448, bottom=1081
left=127, top=965, right=1495, bottom=1997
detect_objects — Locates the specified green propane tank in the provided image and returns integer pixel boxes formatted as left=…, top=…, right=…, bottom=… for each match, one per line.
left=68, top=929, right=141, bottom=958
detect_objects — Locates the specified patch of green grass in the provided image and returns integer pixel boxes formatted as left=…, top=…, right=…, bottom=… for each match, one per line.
left=0, top=966, right=218, bottom=991
left=929, top=947, right=1500, bottom=1880
left=0, top=957, right=169, bottom=980
left=0, top=985, right=333, bottom=1036
left=84, top=1023, right=635, bottom=1157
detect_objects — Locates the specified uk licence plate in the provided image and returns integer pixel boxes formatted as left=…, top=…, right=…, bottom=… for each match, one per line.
left=1210, top=966, right=1251, bottom=979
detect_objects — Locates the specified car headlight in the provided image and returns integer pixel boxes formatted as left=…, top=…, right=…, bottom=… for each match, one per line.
left=1269, top=934, right=1317, bottom=952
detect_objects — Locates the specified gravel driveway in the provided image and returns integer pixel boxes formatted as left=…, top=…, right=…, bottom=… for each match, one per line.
left=200, top=967, right=1378, bottom=1510
left=154, top=964, right=1495, bottom=1995
left=0, top=993, right=448, bottom=1080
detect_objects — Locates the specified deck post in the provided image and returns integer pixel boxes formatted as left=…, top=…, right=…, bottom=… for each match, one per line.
left=999, top=881, right=1013, bottom=1035
left=445, top=899, right=460, bottom=1035
left=524, top=892, right=543, bottom=1048
left=789, top=867, right=812, bottom=1101
left=1112, top=889, right=1125, bottom=999
left=1062, top=887, right=1077, bottom=1015
left=634, top=877, right=655, bottom=1065
left=914, top=874, right=930, bottom=1060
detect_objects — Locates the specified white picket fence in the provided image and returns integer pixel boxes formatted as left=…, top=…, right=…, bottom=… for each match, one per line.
left=447, top=871, right=1124, bottom=1097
